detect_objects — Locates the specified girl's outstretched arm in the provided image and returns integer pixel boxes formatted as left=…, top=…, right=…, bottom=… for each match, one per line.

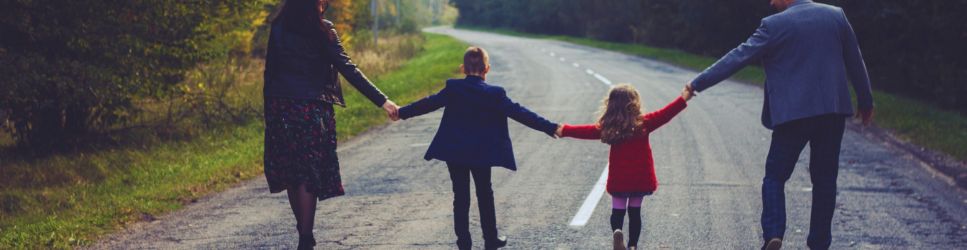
left=560, top=123, right=601, bottom=140
left=643, top=96, right=687, bottom=131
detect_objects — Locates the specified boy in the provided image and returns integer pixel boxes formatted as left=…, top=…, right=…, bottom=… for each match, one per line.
left=398, top=47, right=558, bottom=250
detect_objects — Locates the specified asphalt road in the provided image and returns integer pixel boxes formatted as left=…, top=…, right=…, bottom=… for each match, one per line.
left=90, top=27, right=967, bottom=249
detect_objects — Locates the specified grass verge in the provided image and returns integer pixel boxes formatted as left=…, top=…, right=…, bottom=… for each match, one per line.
left=0, top=32, right=467, bottom=249
left=459, top=26, right=967, bottom=162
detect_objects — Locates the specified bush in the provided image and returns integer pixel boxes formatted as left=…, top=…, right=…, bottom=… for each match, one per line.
left=0, top=0, right=271, bottom=149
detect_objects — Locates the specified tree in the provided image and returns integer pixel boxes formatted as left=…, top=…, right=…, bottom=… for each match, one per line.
left=0, top=0, right=270, bottom=148
left=452, top=0, right=967, bottom=114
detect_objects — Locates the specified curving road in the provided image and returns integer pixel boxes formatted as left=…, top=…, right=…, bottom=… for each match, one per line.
left=91, top=27, right=967, bottom=249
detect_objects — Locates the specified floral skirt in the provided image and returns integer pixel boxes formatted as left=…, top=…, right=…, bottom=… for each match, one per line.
left=263, top=97, right=344, bottom=200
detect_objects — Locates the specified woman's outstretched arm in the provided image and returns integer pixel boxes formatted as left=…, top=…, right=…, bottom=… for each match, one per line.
left=321, top=20, right=388, bottom=107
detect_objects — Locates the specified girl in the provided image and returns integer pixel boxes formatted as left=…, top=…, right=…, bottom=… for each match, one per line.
left=556, top=84, right=693, bottom=250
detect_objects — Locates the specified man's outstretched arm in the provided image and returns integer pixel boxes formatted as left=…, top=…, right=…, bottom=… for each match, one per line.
left=690, top=20, right=775, bottom=92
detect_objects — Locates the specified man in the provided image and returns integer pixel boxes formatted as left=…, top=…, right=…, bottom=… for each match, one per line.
left=687, top=0, right=874, bottom=249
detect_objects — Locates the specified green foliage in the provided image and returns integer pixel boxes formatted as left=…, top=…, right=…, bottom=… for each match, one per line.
left=335, top=33, right=466, bottom=140
left=0, top=33, right=468, bottom=249
left=351, top=0, right=453, bottom=40
left=451, top=0, right=967, bottom=114
left=0, top=0, right=272, bottom=148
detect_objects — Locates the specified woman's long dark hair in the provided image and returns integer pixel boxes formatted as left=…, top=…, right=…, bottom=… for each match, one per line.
left=274, top=0, right=332, bottom=40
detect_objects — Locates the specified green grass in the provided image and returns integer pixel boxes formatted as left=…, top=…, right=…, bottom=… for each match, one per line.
left=334, top=33, right=467, bottom=140
left=0, top=32, right=468, bottom=249
left=460, top=26, right=967, bottom=162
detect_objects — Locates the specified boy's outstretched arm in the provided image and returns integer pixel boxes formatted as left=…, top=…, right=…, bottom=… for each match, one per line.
left=499, top=89, right=558, bottom=137
left=399, top=87, right=449, bottom=120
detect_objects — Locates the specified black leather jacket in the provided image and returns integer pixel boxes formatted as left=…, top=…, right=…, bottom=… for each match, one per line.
left=263, top=20, right=387, bottom=107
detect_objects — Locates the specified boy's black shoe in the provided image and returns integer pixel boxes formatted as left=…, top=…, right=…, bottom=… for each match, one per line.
left=762, top=238, right=782, bottom=250
left=456, top=238, right=471, bottom=250
left=484, top=236, right=508, bottom=250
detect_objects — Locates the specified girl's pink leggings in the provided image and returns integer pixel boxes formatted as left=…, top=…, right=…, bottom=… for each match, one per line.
left=612, top=195, right=644, bottom=209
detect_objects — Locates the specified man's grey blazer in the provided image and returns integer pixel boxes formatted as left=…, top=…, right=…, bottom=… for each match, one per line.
left=690, top=0, right=874, bottom=129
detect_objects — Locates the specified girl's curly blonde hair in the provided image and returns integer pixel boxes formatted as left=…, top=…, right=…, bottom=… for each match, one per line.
left=598, top=84, right=646, bottom=145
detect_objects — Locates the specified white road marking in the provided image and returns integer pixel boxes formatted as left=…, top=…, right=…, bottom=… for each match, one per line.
left=559, top=57, right=566, bottom=62
left=593, top=73, right=613, bottom=86
left=549, top=52, right=556, bottom=57
left=409, top=143, right=431, bottom=147
left=572, top=62, right=580, bottom=68
left=585, top=69, right=595, bottom=75
left=569, top=165, right=609, bottom=227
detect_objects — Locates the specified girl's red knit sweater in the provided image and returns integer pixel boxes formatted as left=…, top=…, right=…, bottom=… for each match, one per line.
left=561, top=96, right=687, bottom=194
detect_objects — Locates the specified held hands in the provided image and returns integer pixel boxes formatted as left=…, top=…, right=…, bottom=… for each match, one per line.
left=555, top=124, right=564, bottom=138
left=681, top=83, right=697, bottom=101
left=383, top=100, right=400, bottom=121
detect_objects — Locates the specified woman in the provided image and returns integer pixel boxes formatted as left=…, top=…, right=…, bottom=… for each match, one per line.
left=262, top=0, right=398, bottom=249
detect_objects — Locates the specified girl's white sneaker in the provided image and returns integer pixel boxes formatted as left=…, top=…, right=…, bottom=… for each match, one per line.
left=613, top=229, right=626, bottom=250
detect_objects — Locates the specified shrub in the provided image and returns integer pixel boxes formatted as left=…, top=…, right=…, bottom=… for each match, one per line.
left=0, top=0, right=271, bottom=148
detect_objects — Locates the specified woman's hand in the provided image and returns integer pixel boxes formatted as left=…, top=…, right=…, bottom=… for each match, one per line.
left=555, top=125, right=564, bottom=138
left=383, top=100, right=400, bottom=121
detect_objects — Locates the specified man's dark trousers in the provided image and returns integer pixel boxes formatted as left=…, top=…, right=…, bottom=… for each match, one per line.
left=761, top=114, right=846, bottom=249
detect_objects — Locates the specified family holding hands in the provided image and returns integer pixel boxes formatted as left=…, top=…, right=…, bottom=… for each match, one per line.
left=387, top=46, right=692, bottom=250
left=263, top=0, right=873, bottom=249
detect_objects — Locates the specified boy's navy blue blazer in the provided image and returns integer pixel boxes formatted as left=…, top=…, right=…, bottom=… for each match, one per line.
left=398, top=76, right=558, bottom=170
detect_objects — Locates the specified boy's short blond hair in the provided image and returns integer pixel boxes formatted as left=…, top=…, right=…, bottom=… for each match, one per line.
left=462, top=47, right=489, bottom=76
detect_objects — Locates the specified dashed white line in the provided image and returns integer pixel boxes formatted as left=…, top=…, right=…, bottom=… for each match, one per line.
left=534, top=54, right=613, bottom=227
left=593, top=73, right=613, bottom=86
left=569, top=165, right=609, bottom=227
